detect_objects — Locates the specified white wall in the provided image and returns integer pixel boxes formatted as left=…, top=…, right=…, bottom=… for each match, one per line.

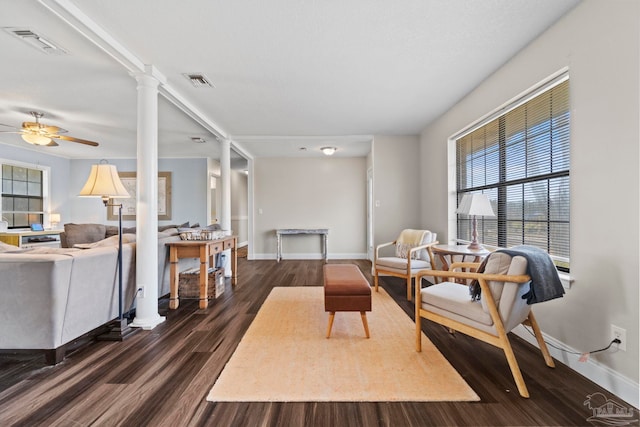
left=253, top=157, right=366, bottom=259
left=419, top=0, right=639, bottom=404
left=373, top=135, right=423, bottom=249
left=231, top=169, right=248, bottom=245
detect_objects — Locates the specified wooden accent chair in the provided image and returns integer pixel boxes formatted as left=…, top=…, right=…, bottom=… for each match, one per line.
left=374, top=229, right=438, bottom=300
left=415, top=252, right=555, bottom=398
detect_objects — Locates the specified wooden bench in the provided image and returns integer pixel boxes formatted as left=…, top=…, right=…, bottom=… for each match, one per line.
left=323, top=264, right=372, bottom=338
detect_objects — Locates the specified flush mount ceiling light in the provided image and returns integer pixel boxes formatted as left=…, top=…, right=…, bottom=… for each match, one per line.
left=191, top=137, right=206, bottom=143
left=3, top=27, right=67, bottom=55
left=182, top=73, right=214, bottom=88
left=321, top=146, right=337, bottom=156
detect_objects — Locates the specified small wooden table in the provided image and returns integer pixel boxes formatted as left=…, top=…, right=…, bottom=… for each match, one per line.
left=167, top=236, right=237, bottom=309
left=431, top=244, right=490, bottom=283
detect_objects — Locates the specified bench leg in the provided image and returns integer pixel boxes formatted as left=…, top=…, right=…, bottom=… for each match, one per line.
left=326, top=312, right=335, bottom=338
left=361, top=312, right=370, bottom=338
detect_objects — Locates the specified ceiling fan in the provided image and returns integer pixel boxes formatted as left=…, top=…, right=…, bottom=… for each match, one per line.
left=0, top=111, right=99, bottom=147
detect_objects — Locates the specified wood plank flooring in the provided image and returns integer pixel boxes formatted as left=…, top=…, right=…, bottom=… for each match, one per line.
left=0, top=258, right=635, bottom=426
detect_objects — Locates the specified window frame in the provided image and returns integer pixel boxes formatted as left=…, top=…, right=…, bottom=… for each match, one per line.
left=0, top=158, right=51, bottom=229
left=447, top=68, right=570, bottom=271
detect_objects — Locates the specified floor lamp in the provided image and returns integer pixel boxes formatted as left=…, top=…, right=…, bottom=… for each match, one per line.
left=79, top=161, right=139, bottom=341
left=456, top=193, right=495, bottom=250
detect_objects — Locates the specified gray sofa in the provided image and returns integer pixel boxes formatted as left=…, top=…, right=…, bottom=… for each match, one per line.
left=0, top=225, right=198, bottom=364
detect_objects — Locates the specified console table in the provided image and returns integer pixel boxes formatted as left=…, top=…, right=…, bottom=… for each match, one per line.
left=276, top=228, right=328, bottom=262
left=166, top=236, right=237, bottom=309
left=0, top=230, right=62, bottom=248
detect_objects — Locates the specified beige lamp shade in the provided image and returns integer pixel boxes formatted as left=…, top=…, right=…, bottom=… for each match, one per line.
left=456, top=193, right=495, bottom=217
left=79, top=164, right=130, bottom=202
left=49, top=213, right=61, bottom=224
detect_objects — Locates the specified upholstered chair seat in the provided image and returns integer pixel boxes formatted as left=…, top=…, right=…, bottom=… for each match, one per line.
left=374, top=229, right=438, bottom=300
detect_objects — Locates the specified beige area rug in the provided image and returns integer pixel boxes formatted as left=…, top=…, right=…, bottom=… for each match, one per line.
left=207, top=286, right=479, bottom=402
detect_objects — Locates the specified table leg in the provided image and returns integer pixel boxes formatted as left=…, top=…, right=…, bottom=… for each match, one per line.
left=323, top=233, right=328, bottom=262
left=199, top=245, right=209, bottom=309
left=276, top=233, right=281, bottom=262
left=231, top=237, right=237, bottom=286
left=169, top=247, right=180, bottom=309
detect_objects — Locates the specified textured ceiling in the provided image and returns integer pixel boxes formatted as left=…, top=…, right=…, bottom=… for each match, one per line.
left=0, top=0, right=579, bottom=160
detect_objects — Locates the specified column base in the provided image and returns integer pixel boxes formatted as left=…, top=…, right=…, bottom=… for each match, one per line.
left=130, top=314, right=166, bottom=330
left=97, top=318, right=141, bottom=341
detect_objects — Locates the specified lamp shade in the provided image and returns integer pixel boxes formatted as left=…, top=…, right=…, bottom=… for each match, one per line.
left=79, top=164, right=130, bottom=199
left=49, top=213, right=61, bottom=224
left=456, top=193, right=495, bottom=217
left=22, top=133, right=52, bottom=146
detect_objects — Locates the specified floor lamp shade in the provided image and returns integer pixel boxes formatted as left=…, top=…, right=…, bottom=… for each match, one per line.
left=79, top=163, right=130, bottom=202
left=456, top=193, right=495, bottom=250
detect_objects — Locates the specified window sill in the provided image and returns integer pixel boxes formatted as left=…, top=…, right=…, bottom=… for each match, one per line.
left=559, top=272, right=573, bottom=290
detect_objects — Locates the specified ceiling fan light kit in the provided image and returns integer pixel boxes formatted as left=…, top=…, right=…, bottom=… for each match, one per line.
left=0, top=111, right=99, bottom=147
left=21, top=133, right=52, bottom=146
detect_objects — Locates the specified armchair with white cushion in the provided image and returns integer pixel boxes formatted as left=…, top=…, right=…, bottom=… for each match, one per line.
left=374, top=229, right=438, bottom=300
left=414, top=252, right=556, bottom=398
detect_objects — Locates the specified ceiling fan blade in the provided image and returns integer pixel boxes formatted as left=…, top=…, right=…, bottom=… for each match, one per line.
left=43, top=125, right=65, bottom=134
left=53, top=134, right=99, bottom=146
left=0, top=123, right=20, bottom=130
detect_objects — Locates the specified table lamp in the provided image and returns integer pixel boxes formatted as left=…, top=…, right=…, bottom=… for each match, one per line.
left=456, top=193, right=495, bottom=250
left=79, top=161, right=139, bottom=340
left=49, top=213, right=61, bottom=229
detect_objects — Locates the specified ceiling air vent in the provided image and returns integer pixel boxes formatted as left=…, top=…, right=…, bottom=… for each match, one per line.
left=182, top=73, right=214, bottom=88
left=3, top=27, right=67, bottom=55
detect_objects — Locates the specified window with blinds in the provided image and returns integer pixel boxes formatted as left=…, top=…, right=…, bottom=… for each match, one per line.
left=456, top=78, right=570, bottom=271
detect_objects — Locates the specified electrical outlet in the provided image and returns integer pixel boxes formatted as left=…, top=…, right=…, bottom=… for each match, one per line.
left=137, top=286, right=145, bottom=299
left=611, top=325, right=626, bottom=352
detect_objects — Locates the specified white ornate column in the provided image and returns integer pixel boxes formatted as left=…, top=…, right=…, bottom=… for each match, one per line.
left=220, top=138, right=232, bottom=276
left=131, top=67, right=165, bottom=329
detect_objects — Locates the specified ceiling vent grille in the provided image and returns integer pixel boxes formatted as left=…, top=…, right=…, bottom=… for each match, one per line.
left=3, top=27, right=67, bottom=55
left=183, top=73, right=214, bottom=88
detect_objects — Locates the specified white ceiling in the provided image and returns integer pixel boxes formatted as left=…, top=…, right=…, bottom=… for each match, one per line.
left=0, top=0, right=580, bottom=161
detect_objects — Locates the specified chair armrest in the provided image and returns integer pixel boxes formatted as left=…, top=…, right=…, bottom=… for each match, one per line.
left=408, top=241, right=439, bottom=272
left=416, top=268, right=530, bottom=284
left=375, top=240, right=397, bottom=261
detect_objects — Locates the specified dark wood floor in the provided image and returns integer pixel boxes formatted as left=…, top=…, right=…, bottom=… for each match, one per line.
left=0, top=258, right=635, bottom=426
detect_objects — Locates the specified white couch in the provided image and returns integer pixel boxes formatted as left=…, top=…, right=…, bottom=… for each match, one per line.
left=0, top=228, right=197, bottom=364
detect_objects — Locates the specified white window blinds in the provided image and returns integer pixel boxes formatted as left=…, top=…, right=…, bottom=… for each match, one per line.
left=456, top=78, right=570, bottom=271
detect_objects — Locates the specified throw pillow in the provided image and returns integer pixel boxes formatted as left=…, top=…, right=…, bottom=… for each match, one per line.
left=63, top=223, right=106, bottom=248
left=73, top=233, right=136, bottom=249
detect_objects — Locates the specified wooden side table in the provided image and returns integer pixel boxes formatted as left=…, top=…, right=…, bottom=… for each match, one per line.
left=430, top=244, right=490, bottom=283
left=166, top=236, right=237, bottom=309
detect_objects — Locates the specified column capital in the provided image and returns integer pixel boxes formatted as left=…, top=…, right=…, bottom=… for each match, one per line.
left=130, top=65, right=167, bottom=87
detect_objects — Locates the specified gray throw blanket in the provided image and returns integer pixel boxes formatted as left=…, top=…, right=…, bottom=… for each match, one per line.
left=497, top=245, right=564, bottom=305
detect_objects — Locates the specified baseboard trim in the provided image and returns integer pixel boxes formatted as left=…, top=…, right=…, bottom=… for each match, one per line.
left=512, top=325, right=639, bottom=408
left=251, top=253, right=368, bottom=260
